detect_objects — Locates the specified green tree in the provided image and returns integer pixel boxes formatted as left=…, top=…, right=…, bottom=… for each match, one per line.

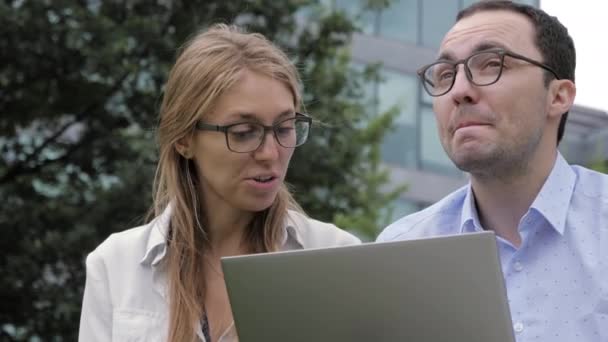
left=0, top=0, right=401, bottom=340
left=590, top=159, right=608, bottom=173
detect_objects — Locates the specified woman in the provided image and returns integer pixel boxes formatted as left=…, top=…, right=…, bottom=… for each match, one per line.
left=78, top=24, right=360, bottom=342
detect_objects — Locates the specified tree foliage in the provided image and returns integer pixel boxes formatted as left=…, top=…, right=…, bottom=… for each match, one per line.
left=590, top=159, right=608, bottom=174
left=0, top=0, right=401, bottom=339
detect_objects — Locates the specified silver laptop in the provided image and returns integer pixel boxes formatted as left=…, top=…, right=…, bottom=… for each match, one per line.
left=221, top=231, right=515, bottom=342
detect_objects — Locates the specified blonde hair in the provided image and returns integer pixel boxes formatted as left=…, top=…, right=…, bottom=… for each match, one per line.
left=151, top=24, right=303, bottom=342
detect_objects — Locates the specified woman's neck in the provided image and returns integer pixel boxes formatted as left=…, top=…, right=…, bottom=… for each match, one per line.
left=206, top=211, right=253, bottom=257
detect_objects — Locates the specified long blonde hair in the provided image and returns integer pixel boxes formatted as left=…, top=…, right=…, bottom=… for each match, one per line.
left=151, top=24, right=303, bottom=342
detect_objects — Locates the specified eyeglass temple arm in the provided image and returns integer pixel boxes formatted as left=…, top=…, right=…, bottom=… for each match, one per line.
left=195, top=122, right=223, bottom=131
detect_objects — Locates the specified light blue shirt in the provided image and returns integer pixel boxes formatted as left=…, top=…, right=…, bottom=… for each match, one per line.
left=377, top=153, right=608, bottom=342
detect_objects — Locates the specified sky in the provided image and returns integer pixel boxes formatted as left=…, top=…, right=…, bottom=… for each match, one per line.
left=541, top=0, right=608, bottom=113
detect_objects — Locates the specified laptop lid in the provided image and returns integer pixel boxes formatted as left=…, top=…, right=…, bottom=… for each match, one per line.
left=221, top=231, right=515, bottom=342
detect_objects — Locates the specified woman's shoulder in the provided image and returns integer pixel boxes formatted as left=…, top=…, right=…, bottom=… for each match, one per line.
left=286, top=210, right=361, bottom=248
left=87, top=216, right=167, bottom=269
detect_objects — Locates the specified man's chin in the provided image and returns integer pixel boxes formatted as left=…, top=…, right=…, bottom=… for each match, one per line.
left=450, top=152, right=496, bottom=173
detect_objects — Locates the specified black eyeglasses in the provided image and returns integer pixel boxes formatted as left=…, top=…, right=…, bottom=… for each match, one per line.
left=417, top=48, right=560, bottom=97
left=195, top=113, right=312, bottom=153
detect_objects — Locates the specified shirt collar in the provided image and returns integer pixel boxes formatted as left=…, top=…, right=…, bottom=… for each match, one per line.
left=528, top=152, right=576, bottom=235
left=460, top=185, right=483, bottom=233
left=140, top=208, right=304, bottom=267
left=140, top=206, right=172, bottom=267
left=458, top=152, right=575, bottom=236
left=281, top=210, right=306, bottom=248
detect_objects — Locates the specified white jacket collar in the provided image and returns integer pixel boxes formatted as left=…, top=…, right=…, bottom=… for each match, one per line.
left=139, top=206, right=172, bottom=267
left=140, top=207, right=305, bottom=267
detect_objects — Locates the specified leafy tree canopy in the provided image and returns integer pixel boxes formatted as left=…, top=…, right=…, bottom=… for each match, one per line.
left=0, top=0, right=402, bottom=340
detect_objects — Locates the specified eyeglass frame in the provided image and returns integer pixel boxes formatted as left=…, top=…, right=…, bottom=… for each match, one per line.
left=417, top=48, right=561, bottom=97
left=194, top=112, right=312, bottom=153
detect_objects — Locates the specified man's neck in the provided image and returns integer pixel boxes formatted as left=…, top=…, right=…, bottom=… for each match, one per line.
left=470, top=150, right=557, bottom=247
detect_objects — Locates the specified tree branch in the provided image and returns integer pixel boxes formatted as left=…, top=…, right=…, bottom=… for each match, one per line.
left=0, top=71, right=130, bottom=185
left=0, top=12, right=173, bottom=185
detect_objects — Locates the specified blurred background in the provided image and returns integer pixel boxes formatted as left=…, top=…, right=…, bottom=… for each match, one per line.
left=2, top=0, right=606, bottom=340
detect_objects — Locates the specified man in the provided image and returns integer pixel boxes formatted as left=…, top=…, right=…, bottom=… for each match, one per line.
left=377, top=1, right=607, bottom=341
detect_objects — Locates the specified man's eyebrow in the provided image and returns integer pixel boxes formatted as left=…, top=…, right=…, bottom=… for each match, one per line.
left=471, top=41, right=508, bottom=53
left=437, top=50, right=456, bottom=61
left=437, top=41, right=509, bottom=61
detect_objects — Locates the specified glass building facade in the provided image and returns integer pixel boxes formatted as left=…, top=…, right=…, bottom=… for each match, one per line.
left=319, top=0, right=608, bottom=221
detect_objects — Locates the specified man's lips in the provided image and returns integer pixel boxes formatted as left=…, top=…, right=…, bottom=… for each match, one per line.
left=456, top=121, right=490, bottom=129
left=453, top=121, right=491, bottom=132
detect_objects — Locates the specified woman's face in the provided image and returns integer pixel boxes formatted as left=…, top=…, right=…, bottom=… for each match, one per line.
left=189, top=69, right=297, bottom=217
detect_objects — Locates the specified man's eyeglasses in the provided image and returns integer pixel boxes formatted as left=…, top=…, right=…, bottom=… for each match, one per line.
left=195, top=113, right=312, bottom=153
left=417, top=49, right=560, bottom=97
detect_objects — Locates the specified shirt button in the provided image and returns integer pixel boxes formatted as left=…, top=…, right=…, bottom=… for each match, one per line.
left=513, top=321, right=524, bottom=333
left=513, top=261, right=524, bottom=272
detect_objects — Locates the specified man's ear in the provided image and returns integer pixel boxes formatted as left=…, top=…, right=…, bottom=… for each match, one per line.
left=174, top=135, right=194, bottom=159
left=548, top=79, right=576, bottom=120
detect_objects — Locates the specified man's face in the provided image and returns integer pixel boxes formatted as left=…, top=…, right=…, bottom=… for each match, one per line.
left=433, top=10, right=556, bottom=177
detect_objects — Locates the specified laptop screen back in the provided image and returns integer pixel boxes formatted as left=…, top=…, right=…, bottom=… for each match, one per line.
left=221, top=231, right=515, bottom=342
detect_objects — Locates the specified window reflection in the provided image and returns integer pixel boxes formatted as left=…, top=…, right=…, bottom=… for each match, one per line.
left=422, top=0, right=458, bottom=47
left=420, top=106, right=459, bottom=173
left=352, top=63, right=418, bottom=168
left=334, top=0, right=376, bottom=35
left=462, top=0, right=538, bottom=8
left=377, top=69, right=418, bottom=168
left=378, top=0, right=418, bottom=44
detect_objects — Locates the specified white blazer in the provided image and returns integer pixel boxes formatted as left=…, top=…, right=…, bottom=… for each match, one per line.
left=78, top=209, right=361, bottom=341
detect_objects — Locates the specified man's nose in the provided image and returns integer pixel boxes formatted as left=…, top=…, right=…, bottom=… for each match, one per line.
left=449, top=64, right=479, bottom=105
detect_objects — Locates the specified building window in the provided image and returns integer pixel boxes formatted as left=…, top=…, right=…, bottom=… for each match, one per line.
left=334, top=0, right=377, bottom=35
left=377, top=0, right=418, bottom=44
left=353, top=63, right=418, bottom=169
left=376, top=69, right=419, bottom=168
left=421, top=83, right=434, bottom=105
left=334, top=0, right=419, bottom=44
left=420, top=106, right=460, bottom=174
left=355, top=65, right=461, bottom=174
left=422, top=0, right=459, bottom=48
left=462, top=0, right=538, bottom=9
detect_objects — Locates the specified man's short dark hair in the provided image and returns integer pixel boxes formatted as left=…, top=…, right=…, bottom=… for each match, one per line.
left=457, top=0, right=576, bottom=144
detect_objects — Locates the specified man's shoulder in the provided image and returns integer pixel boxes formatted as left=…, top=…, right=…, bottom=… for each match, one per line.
left=571, top=164, right=608, bottom=201
left=377, top=186, right=468, bottom=242
left=568, top=165, right=608, bottom=231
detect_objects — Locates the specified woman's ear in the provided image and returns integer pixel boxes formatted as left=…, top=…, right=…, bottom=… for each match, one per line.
left=175, top=135, right=194, bottom=159
left=548, top=79, right=576, bottom=120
